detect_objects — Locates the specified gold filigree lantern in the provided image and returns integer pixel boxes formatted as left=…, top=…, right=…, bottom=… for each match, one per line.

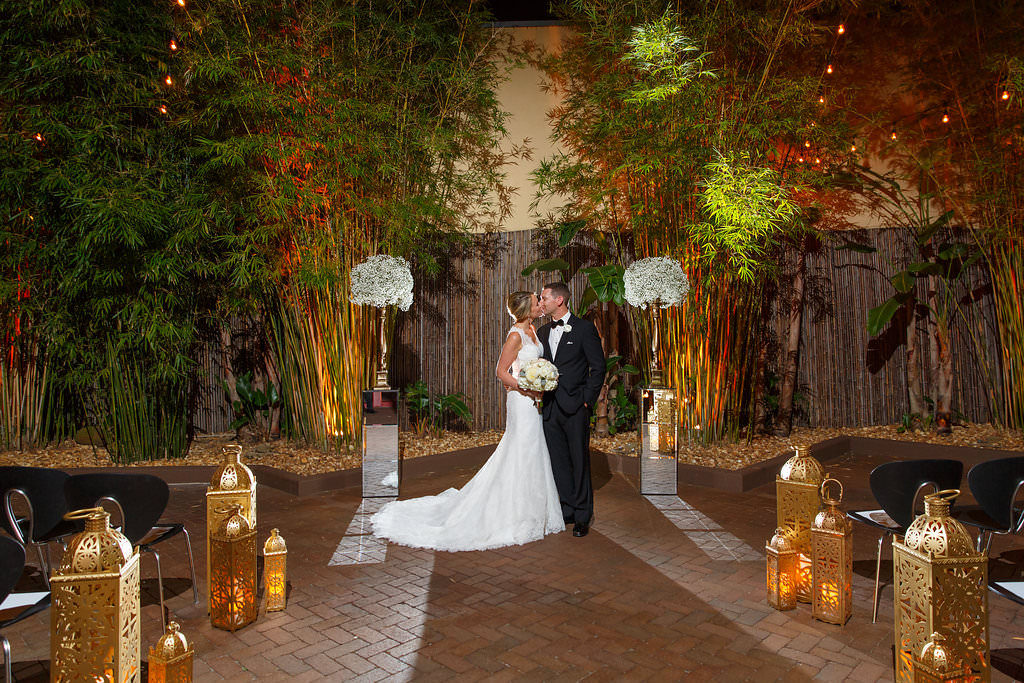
left=776, top=444, right=824, bottom=602
left=209, top=504, right=258, bottom=632
left=811, top=475, right=853, bottom=625
left=893, top=490, right=989, bottom=682
left=147, top=621, right=193, bottom=683
left=912, top=632, right=971, bottom=683
left=206, top=444, right=256, bottom=611
left=766, top=528, right=798, bottom=611
left=51, top=507, right=141, bottom=683
left=263, top=529, right=287, bottom=612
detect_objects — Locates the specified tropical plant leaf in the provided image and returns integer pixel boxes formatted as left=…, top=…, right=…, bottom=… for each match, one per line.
left=557, top=220, right=586, bottom=248
left=521, top=258, right=571, bottom=277
left=867, top=296, right=906, bottom=336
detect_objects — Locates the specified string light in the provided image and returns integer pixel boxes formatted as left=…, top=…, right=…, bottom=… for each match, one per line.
left=837, top=24, right=845, bottom=35
left=850, top=145, right=857, bottom=152
left=804, top=140, right=811, bottom=148
left=170, top=39, right=178, bottom=51
left=165, top=74, right=173, bottom=86
left=941, top=113, right=949, bottom=123
left=33, top=133, right=43, bottom=142
left=176, top=0, right=185, bottom=6
left=159, top=105, right=168, bottom=115
left=826, top=64, right=833, bottom=74
left=814, top=157, right=821, bottom=164
left=818, top=95, right=826, bottom=104
left=891, top=131, right=898, bottom=140
left=1002, top=90, right=1011, bottom=100
left=798, top=157, right=804, bottom=163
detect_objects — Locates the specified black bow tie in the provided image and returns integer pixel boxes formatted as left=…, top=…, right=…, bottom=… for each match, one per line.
left=554, top=319, right=565, bottom=327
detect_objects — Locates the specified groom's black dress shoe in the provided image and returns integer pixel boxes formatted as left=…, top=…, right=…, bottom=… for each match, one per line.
left=572, top=522, right=589, bottom=537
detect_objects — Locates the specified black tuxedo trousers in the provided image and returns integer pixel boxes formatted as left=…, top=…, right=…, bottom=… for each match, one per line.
left=539, top=315, right=606, bottom=525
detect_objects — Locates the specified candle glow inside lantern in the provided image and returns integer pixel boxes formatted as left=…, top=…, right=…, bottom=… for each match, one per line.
left=147, top=621, right=193, bottom=683
left=263, top=528, right=287, bottom=612
left=811, top=475, right=853, bottom=625
left=206, top=444, right=256, bottom=611
left=50, top=507, right=141, bottom=683
left=776, top=445, right=824, bottom=602
left=766, top=527, right=798, bottom=611
left=209, top=504, right=258, bottom=632
left=893, top=490, right=989, bottom=682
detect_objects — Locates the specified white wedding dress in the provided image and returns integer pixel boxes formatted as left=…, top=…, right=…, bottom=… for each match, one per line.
left=371, top=327, right=564, bottom=551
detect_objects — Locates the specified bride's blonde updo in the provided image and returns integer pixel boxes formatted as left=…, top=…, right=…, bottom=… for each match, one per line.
left=506, top=291, right=534, bottom=322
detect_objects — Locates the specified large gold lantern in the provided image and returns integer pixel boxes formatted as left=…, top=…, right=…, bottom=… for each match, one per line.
left=206, top=444, right=256, bottom=611
left=811, top=475, right=853, bottom=625
left=51, top=507, right=141, bottom=683
left=263, top=528, right=287, bottom=612
left=209, top=504, right=258, bottom=632
left=894, top=490, right=989, bottom=682
left=912, top=632, right=970, bottom=683
left=147, top=621, right=193, bottom=683
left=776, top=444, right=824, bottom=602
left=766, top=528, right=798, bottom=611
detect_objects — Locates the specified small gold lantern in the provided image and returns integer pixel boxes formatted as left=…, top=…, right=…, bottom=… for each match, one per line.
left=894, top=490, right=989, bottom=682
left=209, top=504, right=258, bottom=632
left=147, top=621, right=193, bottom=683
left=263, top=529, right=287, bottom=612
left=206, top=444, right=256, bottom=611
left=51, top=507, right=141, bottom=683
left=776, top=444, right=824, bottom=602
left=811, top=475, right=853, bottom=625
left=766, top=528, right=798, bottom=611
left=912, top=632, right=971, bottom=683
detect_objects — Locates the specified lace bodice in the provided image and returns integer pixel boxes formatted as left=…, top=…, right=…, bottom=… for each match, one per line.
left=510, top=326, right=542, bottom=375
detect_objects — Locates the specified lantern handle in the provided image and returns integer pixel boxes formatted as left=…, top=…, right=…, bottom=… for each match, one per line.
left=924, top=489, right=960, bottom=504
left=820, top=475, right=843, bottom=504
left=63, top=506, right=107, bottom=521
left=222, top=443, right=243, bottom=456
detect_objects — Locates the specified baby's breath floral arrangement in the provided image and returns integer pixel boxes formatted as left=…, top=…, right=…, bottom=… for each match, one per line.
left=349, top=255, right=414, bottom=311
left=623, top=257, right=688, bottom=309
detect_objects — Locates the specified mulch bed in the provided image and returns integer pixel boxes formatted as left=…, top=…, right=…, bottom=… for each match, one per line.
left=2, top=423, right=1021, bottom=477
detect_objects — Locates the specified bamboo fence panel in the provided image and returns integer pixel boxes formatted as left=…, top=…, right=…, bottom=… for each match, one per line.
left=190, top=228, right=999, bottom=433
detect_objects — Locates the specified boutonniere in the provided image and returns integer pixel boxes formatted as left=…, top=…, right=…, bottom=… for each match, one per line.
left=562, top=323, right=573, bottom=333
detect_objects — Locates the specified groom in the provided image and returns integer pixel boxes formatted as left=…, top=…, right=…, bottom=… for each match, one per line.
left=538, top=282, right=606, bottom=537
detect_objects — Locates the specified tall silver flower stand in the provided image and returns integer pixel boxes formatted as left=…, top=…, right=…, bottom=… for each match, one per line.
left=362, top=390, right=400, bottom=498
left=638, top=387, right=678, bottom=495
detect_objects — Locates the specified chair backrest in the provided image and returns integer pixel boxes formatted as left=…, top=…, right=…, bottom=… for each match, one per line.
left=0, top=536, right=27, bottom=605
left=0, top=466, right=71, bottom=542
left=869, top=458, right=964, bottom=530
left=64, top=473, right=170, bottom=544
left=967, top=456, right=1024, bottom=532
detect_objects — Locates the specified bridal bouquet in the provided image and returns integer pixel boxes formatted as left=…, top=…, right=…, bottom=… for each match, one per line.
left=623, top=256, right=688, bottom=309
left=518, top=358, right=559, bottom=392
left=349, top=255, right=414, bottom=311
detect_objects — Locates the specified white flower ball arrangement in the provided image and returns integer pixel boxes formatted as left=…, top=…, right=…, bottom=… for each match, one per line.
left=623, top=256, right=689, bottom=309
left=349, top=255, right=414, bottom=311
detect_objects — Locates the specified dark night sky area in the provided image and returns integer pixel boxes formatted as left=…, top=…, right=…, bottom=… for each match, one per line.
left=486, top=0, right=558, bottom=22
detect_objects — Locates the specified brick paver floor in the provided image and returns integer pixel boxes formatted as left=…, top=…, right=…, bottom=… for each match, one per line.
left=4, top=447, right=1024, bottom=681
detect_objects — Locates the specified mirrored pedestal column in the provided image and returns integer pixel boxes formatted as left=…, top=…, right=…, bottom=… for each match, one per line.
left=639, top=387, right=678, bottom=495
left=362, top=389, right=399, bottom=498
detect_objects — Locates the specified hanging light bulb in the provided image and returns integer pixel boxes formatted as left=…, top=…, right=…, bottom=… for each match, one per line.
left=33, top=133, right=43, bottom=142
left=826, top=64, right=833, bottom=74
left=819, top=96, right=826, bottom=104
left=1002, top=90, right=1010, bottom=100
left=941, top=113, right=950, bottom=123
left=176, top=0, right=185, bottom=5
left=810, top=121, right=816, bottom=127
left=891, top=131, right=898, bottom=141
left=804, top=140, right=811, bottom=148
left=814, top=157, right=821, bottom=164
left=837, top=24, right=845, bottom=35
left=170, top=39, right=178, bottom=51
left=850, top=145, right=857, bottom=152
left=165, top=75, right=173, bottom=86
left=159, top=105, right=168, bottom=115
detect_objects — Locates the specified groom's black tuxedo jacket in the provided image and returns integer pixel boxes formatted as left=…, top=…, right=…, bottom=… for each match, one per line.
left=538, top=313, right=606, bottom=416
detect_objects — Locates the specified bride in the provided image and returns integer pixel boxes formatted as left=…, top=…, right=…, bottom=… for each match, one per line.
left=371, top=291, right=564, bottom=551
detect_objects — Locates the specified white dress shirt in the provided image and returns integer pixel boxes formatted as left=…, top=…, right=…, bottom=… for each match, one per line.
left=549, top=312, right=571, bottom=359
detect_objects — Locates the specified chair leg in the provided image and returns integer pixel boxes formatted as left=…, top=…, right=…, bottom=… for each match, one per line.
left=35, top=543, right=50, bottom=590
left=872, top=533, right=886, bottom=624
left=2, top=632, right=11, bottom=683
left=181, top=527, right=199, bottom=605
left=985, top=532, right=995, bottom=556
left=151, top=549, right=167, bottom=629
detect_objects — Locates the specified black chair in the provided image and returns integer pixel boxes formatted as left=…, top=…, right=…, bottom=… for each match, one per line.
left=846, top=458, right=963, bottom=623
left=0, top=536, right=51, bottom=683
left=65, top=473, right=199, bottom=624
left=0, top=466, right=77, bottom=588
left=955, top=456, right=1024, bottom=554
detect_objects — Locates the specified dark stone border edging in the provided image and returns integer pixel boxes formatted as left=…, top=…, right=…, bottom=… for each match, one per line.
left=63, top=436, right=1024, bottom=497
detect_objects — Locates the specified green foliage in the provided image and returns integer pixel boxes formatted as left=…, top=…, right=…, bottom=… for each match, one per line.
left=621, top=11, right=715, bottom=105
left=404, top=380, right=473, bottom=436
left=603, top=355, right=640, bottom=434
left=222, top=371, right=279, bottom=437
